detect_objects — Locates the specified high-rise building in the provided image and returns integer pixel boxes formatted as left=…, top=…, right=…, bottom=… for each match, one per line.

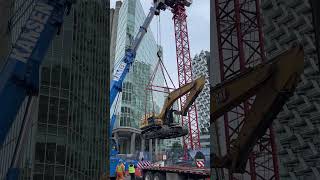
left=0, top=1, right=108, bottom=179
left=112, top=0, right=164, bottom=155
left=0, top=0, right=10, bottom=67
left=110, top=1, right=122, bottom=80
left=261, top=1, right=320, bottom=179
left=191, top=51, right=210, bottom=135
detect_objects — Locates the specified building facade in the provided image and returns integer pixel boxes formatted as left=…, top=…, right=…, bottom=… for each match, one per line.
left=0, top=1, right=108, bottom=179
left=110, top=1, right=122, bottom=80
left=261, top=0, right=320, bottom=179
left=112, top=0, right=164, bottom=156
left=191, top=51, right=210, bottom=135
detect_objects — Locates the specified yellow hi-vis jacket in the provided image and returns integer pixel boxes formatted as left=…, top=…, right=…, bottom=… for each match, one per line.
left=116, top=164, right=124, bottom=173
left=129, top=165, right=135, bottom=174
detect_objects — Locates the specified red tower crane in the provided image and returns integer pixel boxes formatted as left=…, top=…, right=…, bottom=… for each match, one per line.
left=213, top=0, right=280, bottom=179
left=171, top=0, right=201, bottom=157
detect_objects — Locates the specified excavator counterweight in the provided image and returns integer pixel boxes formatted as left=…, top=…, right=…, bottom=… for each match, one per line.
left=211, top=46, right=304, bottom=173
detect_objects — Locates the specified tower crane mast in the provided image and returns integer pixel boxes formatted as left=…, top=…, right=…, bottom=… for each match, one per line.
left=170, top=0, right=202, bottom=157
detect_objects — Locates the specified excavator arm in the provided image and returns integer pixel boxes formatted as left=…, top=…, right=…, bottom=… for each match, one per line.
left=211, top=46, right=304, bottom=173
left=155, top=75, right=206, bottom=120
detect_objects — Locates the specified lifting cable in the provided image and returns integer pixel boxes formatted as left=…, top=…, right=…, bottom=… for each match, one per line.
left=145, top=14, right=164, bottom=116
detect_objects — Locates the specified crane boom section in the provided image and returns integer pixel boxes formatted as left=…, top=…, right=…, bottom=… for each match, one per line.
left=211, top=47, right=304, bottom=173
left=0, top=0, right=72, bottom=147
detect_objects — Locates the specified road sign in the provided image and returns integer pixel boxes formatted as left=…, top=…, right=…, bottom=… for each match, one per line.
left=163, top=155, right=167, bottom=160
left=196, top=159, right=205, bottom=168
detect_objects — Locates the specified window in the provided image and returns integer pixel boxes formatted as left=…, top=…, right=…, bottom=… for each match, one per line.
left=45, top=143, right=56, bottom=164
left=35, top=143, right=45, bottom=163
left=61, top=67, right=70, bottom=89
left=41, top=67, right=51, bottom=86
left=44, top=165, right=54, bottom=180
left=48, top=97, right=59, bottom=125
left=56, top=145, right=66, bottom=165
left=51, top=65, right=61, bottom=88
left=59, top=99, right=69, bottom=126
left=38, top=96, right=49, bottom=123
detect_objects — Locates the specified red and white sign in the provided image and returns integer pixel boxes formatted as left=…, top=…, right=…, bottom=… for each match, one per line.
left=163, top=155, right=167, bottom=160
left=137, top=161, right=153, bottom=169
left=196, top=159, right=205, bottom=168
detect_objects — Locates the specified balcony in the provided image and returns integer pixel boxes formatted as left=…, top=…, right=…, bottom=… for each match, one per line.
left=286, top=94, right=304, bottom=107
left=290, top=118, right=306, bottom=129
left=279, top=30, right=297, bottom=45
left=261, top=0, right=273, bottom=10
left=277, top=110, right=293, bottom=120
left=296, top=102, right=314, bottom=113
left=311, top=167, right=320, bottom=179
left=296, top=80, right=313, bottom=93
left=307, top=88, right=320, bottom=100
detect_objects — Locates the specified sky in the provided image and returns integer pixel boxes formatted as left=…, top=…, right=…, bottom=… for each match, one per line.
left=110, top=0, right=210, bottom=86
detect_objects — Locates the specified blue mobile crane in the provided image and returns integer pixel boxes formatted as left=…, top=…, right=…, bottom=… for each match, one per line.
left=109, top=1, right=169, bottom=178
left=0, top=0, right=74, bottom=179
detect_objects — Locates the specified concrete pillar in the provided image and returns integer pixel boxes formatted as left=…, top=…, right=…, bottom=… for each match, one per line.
left=114, top=132, right=119, bottom=146
left=149, top=139, right=153, bottom=160
left=126, top=139, right=130, bottom=153
left=141, top=136, right=145, bottom=151
left=155, top=138, right=159, bottom=157
left=130, top=133, right=136, bottom=154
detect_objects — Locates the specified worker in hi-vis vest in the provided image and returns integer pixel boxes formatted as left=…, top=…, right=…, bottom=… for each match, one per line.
left=128, top=164, right=136, bottom=180
left=116, top=160, right=125, bottom=180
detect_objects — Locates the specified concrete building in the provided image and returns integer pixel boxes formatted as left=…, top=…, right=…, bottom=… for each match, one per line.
left=199, top=133, right=210, bottom=148
left=261, top=0, right=320, bottom=179
left=0, top=1, right=108, bottom=179
left=110, top=1, right=122, bottom=80
left=191, top=51, right=210, bottom=135
left=112, top=0, right=164, bottom=158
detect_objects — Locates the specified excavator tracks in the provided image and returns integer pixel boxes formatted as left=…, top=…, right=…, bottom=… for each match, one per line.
left=143, top=125, right=188, bottom=140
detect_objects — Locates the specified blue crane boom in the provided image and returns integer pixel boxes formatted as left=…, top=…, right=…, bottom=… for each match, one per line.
left=0, top=0, right=73, bottom=179
left=109, top=5, right=159, bottom=106
left=108, top=1, right=168, bottom=178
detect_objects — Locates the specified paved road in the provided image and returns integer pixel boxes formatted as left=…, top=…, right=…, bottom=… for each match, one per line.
left=124, top=176, right=140, bottom=180
left=124, top=176, right=136, bottom=180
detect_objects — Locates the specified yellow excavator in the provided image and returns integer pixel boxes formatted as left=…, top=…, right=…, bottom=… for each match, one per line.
left=210, top=46, right=304, bottom=173
left=140, top=75, right=206, bottom=140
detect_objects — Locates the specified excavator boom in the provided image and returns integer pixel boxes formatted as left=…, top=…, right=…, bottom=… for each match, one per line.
left=155, top=76, right=205, bottom=119
left=211, top=46, right=304, bottom=173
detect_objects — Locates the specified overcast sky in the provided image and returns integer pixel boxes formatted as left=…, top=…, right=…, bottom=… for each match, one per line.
left=110, top=0, right=210, bottom=86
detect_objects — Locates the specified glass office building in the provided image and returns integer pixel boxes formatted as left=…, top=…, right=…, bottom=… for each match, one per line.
left=112, top=0, right=164, bottom=155
left=0, top=1, right=108, bottom=179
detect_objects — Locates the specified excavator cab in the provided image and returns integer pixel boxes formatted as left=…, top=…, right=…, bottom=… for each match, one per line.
left=164, top=108, right=179, bottom=125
